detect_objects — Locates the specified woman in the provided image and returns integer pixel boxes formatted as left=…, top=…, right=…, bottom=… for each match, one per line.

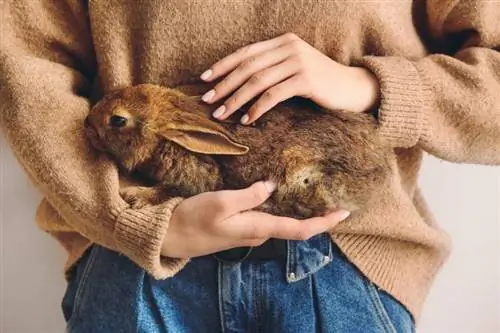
left=1, top=1, right=499, bottom=332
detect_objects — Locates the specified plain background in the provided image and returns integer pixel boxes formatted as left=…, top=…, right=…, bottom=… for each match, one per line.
left=1, top=135, right=499, bottom=333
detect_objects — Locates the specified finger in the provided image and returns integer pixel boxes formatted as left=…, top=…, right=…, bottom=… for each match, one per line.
left=200, top=33, right=301, bottom=82
left=215, top=61, right=298, bottom=121
left=210, top=181, right=277, bottom=220
left=234, top=209, right=350, bottom=242
left=282, top=210, right=350, bottom=239
left=207, top=44, right=297, bottom=105
left=243, top=74, right=303, bottom=124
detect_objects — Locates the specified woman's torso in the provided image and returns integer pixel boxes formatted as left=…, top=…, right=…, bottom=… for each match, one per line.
left=39, top=0, right=451, bottom=320
left=88, top=0, right=429, bottom=90
left=86, top=0, right=430, bottom=211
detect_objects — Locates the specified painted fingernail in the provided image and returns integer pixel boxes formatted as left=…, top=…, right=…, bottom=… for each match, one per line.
left=200, top=69, right=213, bottom=81
left=201, top=89, right=215, bottom=102
left=264, top=181, right=277, bottom=193
left=240, top=114, right=250, bottom=124
left=338, top=210, right=351, bottom=220
left=212, top=105, right=226, bottom=118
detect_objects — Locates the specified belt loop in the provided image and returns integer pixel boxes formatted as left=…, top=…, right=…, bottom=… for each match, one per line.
left=285, top=233, right=333, bottom=283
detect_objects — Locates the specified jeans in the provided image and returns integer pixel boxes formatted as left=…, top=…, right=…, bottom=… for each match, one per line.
left=62, top=233, right=415, bottom=333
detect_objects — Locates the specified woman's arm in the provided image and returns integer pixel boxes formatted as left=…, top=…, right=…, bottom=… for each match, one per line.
left=356, top=0, right=500, bottom=165
left=1, top=0, right=351, bottom=276
left=0, top=0, right=187, bottom=279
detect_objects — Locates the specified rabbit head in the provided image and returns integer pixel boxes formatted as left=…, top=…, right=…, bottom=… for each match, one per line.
left=84, top=84, right=249, bottom=172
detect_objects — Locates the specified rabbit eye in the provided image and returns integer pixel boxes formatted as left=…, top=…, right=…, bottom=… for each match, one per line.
left=303, top=178, right=309, bottom=184
left=109, top=115, right=128, bottom=128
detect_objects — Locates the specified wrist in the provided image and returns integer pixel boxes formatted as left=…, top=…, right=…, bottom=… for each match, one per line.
left=349, top=67, right=381, bottom=113
left=160, top=200, right=186, bottom=259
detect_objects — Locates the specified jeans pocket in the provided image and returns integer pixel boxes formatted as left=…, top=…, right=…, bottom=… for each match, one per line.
left=62, top=245, right=101, bottom=331
left=364, top=281, right=416, bottom=333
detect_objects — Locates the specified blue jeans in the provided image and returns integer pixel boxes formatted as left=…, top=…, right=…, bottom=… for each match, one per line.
left=62, top=234, right=415, bottom=333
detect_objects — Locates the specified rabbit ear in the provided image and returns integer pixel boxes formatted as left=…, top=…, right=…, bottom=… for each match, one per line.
left=156, top=112, right=249, bottom=155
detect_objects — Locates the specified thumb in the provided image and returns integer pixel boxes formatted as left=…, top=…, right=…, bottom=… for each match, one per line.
left=217, top=180, right=277, bottom=216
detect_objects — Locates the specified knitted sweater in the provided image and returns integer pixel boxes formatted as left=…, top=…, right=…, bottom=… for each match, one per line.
left=1, top=0, right=499, bottom=322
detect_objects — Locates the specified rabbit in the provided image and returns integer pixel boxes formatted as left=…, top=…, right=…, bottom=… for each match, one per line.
left=84, top=83, right=393, bottom=219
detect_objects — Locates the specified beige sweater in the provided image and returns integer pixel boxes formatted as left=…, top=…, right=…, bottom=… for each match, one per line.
left=1, top=0, right=500, bottom=321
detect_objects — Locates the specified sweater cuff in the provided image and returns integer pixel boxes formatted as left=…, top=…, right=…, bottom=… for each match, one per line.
left=355, top=56, right=433, bottom=148
left=112, top=197, right=189, bottom=279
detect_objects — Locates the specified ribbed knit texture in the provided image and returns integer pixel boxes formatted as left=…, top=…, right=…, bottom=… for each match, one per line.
left=1, top=0, right=499, bottom=323
left=355, top=56, right=433, bottom=148
left=115, top=197, right=188, bottom=278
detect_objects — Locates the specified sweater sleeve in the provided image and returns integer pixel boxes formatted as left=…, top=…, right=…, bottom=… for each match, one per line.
left=0, top=0, right=188, bottom=279
left=356, top=0, right=500, bottom=165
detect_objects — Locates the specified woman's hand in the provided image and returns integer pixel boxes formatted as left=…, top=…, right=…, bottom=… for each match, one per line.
left=161, top=181, right=350, bottom=259
left=199, top=32, right=380, bottom=125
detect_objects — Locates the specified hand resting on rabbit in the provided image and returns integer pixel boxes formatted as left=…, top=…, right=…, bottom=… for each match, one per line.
left=84, top=83, right=393, bottom=219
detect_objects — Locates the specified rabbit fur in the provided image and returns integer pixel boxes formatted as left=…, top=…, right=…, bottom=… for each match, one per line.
left=84, top=83, right=393, bottom=219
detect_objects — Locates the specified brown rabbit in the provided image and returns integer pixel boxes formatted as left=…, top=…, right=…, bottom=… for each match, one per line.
left=84, top=83, right=393, bottom=219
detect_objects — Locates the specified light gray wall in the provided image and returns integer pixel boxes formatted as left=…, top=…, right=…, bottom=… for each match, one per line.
left=1, top=136, right=499, bottom=333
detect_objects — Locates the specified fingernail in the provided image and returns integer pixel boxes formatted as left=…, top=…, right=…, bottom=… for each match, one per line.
left=263, top=181, right=277, bottom=193
left=338, top=210, right=351, bottom=220
left=200, top=69, right=213, bottom=81
left=240, top=114, right=250, bottom=124
left=202, top=89, right=215, bottom=102
left=212, top=105, right=226, bottom=118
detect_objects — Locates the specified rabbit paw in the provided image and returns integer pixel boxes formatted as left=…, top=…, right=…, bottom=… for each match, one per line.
left=120, top=186, right=158, bottom=209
